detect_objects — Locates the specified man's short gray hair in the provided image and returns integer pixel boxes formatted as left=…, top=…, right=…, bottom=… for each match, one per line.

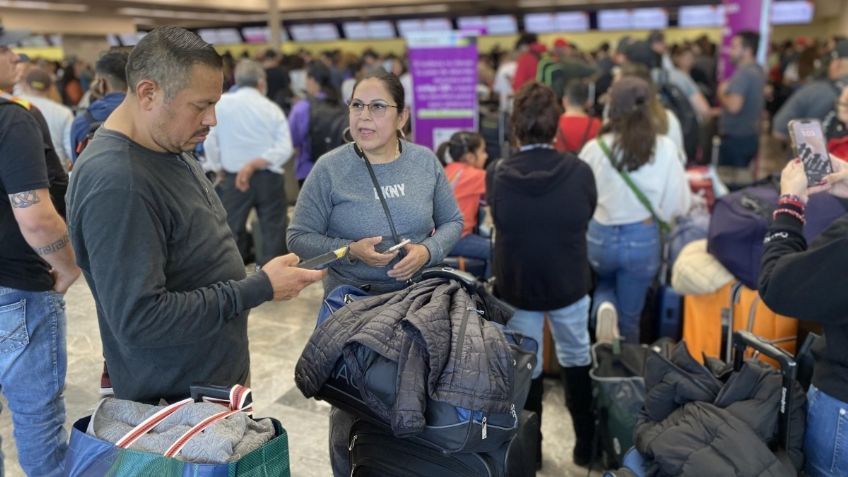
left=126, top=26, right=222, bottom=100
left=234, top=59, right=266, bottom=88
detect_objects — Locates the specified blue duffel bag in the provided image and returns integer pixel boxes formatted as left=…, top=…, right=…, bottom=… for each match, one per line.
left=311, top=268, right=536, bottom=455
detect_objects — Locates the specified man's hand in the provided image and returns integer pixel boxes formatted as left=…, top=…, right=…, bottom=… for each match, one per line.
left=51, top=266, right=81, bottom=294
left=387, top=243, right=430, bottom=282
left=349, top=236, right=398, bottom=267
left=261, top=253, right=326, bottom=301
left=235, top=159, right=270, bottom=192
left=235, top=164, right=256, bottom=192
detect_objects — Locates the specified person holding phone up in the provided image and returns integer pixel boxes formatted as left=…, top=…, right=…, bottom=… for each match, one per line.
left=287, top=68, right=462, bottom=477
left=759, top=155, right=848, bottom=477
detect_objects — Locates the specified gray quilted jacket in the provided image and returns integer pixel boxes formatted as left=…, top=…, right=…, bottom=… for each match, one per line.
left=295, top=278, right=514, bottom=436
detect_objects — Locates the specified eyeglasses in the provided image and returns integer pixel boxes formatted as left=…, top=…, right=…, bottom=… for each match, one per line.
left=348, top=100, right=399, bottom=118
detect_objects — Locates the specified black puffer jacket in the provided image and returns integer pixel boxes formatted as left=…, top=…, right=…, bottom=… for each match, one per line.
left=295, top=278, right=514, bottom=436
left=635, top=342, right=806, bottom=477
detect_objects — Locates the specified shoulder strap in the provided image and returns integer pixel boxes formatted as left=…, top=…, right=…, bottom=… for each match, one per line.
left=577, top=118, right=594, bottom=152
left=556, top=126, right=569, bottom=152
left=597, top=136, right=669, bottom=235
left=356, top=143, right=403, bottom=248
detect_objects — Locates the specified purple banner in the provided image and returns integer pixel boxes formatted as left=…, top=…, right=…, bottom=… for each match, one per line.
left=407, top=33, right=478, bottom=151
left=720, top=0, right=771, bottom=81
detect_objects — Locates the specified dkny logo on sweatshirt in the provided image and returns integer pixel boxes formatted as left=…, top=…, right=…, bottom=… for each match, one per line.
left=374, top=184, right=406, bottom=199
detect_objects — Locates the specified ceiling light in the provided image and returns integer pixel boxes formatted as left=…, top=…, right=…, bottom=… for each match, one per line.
left=117, top=7, right=259, bottom=22
left=0, top=0, right=88, bottom=12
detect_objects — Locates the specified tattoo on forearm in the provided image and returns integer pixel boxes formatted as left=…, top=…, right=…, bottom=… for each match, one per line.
left=9, top=190, right=40, bottom=208
left=34, top=234, right=70, bottom=256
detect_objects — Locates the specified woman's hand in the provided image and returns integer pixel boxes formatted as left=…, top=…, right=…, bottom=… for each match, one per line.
left=388, top=243, right=431, bottom=282
left=348, top=236, right=398, bottom=267
left=780, top=159, right=810, bottom=202
left=820, top=154, right=848, bottom=199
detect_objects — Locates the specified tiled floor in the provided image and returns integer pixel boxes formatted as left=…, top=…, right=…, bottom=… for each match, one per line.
left=0, top=278, right=601, bottom=477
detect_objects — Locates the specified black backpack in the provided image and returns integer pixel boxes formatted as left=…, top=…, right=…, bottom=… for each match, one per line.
left=656, top=71, right=699, bottom=163
left=75, top=109, right=103, bottom=157
left=308, top=98, right=348, bottom=162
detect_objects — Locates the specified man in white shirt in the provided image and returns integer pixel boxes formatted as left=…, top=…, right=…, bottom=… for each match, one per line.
left=19, top=68, right=74, bottom=167
left=204, top=59, right=294, bottom=266
left=494, top=51, right=517, bottom=113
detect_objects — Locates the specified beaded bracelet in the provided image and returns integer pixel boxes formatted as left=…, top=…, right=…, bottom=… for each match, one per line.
left=778, top=195, right=805, bottom=211
left=773, top=207, right=806, bottom=224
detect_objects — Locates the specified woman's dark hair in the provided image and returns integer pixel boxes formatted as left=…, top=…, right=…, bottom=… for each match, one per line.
left=599, top=97, right=657, bottom=172
left=307, top=60, right=339, bottom=103
left=511, top=82, right=561, bottom=146
left=351, top=68, right=404, bottom=109
left=435, top=131, right=484, bottom=166
left=619, top=63, right=668, bottom=134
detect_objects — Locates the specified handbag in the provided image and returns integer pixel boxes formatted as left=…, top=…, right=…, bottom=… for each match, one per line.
left=64, top=385, right=290, bottom=477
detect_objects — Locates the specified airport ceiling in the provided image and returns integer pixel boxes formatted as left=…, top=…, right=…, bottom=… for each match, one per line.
left=1, top=0, right=720, bottom=28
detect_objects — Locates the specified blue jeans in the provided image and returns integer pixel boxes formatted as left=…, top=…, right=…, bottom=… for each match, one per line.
left=449, top=233, right=492, bottom=278
left=804, top=385, right=848, bottom=477
left=0, top=287, right=68, bottom=477
left=507, top=295, right=591, bottom=379
left=587, top=220, right=661, bottom=344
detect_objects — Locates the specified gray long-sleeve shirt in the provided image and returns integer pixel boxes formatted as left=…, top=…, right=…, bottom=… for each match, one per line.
left=67, top=129, right=273, bottom=403
left=287, top=141, right=463, bottom=294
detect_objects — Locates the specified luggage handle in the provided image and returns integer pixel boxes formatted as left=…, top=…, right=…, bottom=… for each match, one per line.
left=115, top=384, right=253, bottom=452
left=731, top=331, right=797, bottom=453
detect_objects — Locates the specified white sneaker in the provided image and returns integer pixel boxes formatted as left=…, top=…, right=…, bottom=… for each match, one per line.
left=595, top=302, right=620, bottom=344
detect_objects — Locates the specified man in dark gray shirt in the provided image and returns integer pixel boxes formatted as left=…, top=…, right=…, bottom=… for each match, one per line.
left=718, top=31, right=765, bottom=186
left=66, top=27, right=324, bottom=403
left=773, top=40, right=848, bottom=142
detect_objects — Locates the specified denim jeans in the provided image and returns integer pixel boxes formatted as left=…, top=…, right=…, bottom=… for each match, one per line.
left=449, top=233, right=492, bottom=278
left=804, top=385, right=848, bottom=477
left=587, top=220, right=661, bottom=344
left=507, top=295, right=591, bottom=379
left=0, top=287, right=68, bottom=477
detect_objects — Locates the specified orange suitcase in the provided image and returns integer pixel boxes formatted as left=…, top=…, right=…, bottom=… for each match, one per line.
left=682, top=281, right=797, bottom=364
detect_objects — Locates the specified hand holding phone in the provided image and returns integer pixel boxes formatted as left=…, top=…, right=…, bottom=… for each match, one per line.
left=788, top=119, right=834, bottom=186
left=383, top=239, right=411, bottom=254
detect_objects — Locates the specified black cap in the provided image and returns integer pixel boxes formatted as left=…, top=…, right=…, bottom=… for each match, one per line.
left=625, top=40, right=660, bottom=69
left=616, top=36, right=633, bottom=54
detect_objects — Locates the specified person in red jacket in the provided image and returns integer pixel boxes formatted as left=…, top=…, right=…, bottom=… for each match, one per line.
left=824, top=85, right=848, bottom=160
left=556, top=80, right=601, bottom=154
left=513, top=42, right=546, bottom=93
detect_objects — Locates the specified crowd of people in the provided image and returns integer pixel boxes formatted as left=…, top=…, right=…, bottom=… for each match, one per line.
left=0, top=21, right=847, bottom=477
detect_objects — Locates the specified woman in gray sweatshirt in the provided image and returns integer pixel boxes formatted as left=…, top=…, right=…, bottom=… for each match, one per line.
left=287, top=69, right=462, bottom=295
left=287, top=69, right=463, bottom=477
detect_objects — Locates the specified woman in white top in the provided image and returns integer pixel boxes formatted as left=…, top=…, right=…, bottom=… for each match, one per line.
left=579, top=77, right=691, bottom=343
